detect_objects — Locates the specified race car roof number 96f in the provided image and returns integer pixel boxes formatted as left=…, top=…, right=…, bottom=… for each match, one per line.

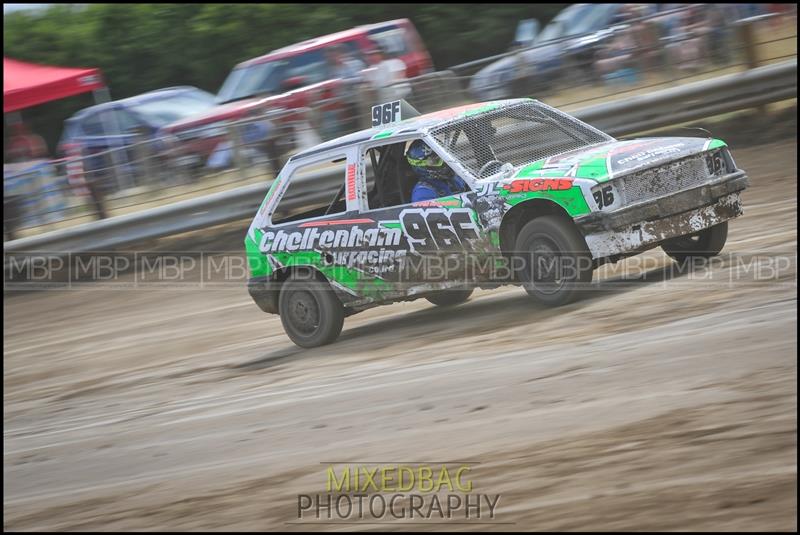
left=371, top=100, right=419, bottom=127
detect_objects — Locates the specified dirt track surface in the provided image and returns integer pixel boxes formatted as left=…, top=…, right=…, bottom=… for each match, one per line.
left=4, top=139, right=797, bottom=531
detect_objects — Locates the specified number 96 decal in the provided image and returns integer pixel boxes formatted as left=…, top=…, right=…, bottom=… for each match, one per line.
left=592, top=184, right=617, bottom=210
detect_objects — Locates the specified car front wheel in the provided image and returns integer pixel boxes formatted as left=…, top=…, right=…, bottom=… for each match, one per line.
left=514, top=215, right=594, bottom=307
left=278, top=273, right=344, bottom=348
left=661, top=221, right=728, bottom=263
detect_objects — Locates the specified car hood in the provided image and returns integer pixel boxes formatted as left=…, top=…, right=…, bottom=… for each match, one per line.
left=161, top=79, right=334, bottom=132
left=490, top=137, right=726, bottom=184
left=517, top=42, right=561, bottom=63
left=471, top=56, right=518, bottom=85
left=162, top=97, right=264, bottom=132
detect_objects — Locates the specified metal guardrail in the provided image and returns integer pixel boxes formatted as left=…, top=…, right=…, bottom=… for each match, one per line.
left=1, top=167, right=341, bottom=254
left=3, top=59, right=797, bottom=256
left=576, top=59, right=797, bottom=135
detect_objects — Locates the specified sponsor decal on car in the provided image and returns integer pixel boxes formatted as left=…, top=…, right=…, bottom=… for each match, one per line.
left=259, top=225, right=402, bottom=253
left=330, top=249, right=407, bottom=270
left=346, top=164, right=357, bottom=201
left=298, top=218, right=375, bottom=227
left=411, top=199, right=462, bottom=207
left=500, top=178, right=573, bottom=193
left=614, top=142, right=687, bottom=166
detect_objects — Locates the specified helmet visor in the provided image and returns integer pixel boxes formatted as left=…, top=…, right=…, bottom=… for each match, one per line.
left=407, top=151, right=444, bottom=169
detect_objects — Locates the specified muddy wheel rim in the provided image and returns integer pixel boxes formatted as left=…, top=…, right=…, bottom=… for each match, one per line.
left=529, top=236, right=565, bottom=295
left=288, top=290, right=320, bottom=335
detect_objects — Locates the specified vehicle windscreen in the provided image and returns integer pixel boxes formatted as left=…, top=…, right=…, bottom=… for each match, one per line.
left=536, top=3, right=594, bottom=43
left=131, top=92, right=216, bottom=126
left=429, top=101, right=613, bottom=179
left=216, top=49, right=331, bottom=104
left=569, top=4, right=619, bottom=35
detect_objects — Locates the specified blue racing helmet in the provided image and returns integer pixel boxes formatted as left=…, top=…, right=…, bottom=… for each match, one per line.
left=406, top=140, right=454, bottom=182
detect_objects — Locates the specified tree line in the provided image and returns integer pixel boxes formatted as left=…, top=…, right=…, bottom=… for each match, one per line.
left=4, top=3, right=566, bottom=152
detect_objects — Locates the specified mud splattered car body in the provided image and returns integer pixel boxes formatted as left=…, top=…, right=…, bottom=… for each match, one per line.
left=245, top=98, right=748, bottom=347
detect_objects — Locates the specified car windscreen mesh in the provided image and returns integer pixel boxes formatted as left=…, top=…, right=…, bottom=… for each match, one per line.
left=430, top=101, right=612, bottom=179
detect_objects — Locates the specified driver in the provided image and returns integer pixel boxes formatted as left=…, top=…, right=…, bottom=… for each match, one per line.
left=406, top=140, right=467, bottom=202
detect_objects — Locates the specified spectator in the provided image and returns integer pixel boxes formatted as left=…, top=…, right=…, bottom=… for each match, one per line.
left=324, top=44, right=366, bottom=134
left=5, top=122, right=48, bottom=238
left=627, top=4, right=663, bottom=75
left=666, top=5, right=712, bottom=72
left=706, top=3, right=731, bottom=65
left=594, top=5, right=641, bottom=86
left=6, top=122, right=48, bottom=163
left=594, top=30, right=638, bottom=85
left=363, top=45, right=411, bottom=103
left=377, top=44, right=411, bottom=99
left=325, top=44, right=366, bottom=81
left=768, top=3, right=793, bottom=28
left=4, top=121, right=77, bottom=235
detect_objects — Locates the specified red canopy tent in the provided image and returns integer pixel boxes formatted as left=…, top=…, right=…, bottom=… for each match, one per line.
left=3, top=57, right=105, bottom=113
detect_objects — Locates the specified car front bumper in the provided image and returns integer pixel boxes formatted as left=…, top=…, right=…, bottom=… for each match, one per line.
left=576, top=171, right=749, bottom=259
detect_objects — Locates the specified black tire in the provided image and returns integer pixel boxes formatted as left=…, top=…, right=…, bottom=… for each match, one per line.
left=278, top=273, right=344, bottom=348
left=426, top=287, right=474, bottom=307
left=661, top=221, right=728, bottom=263
left=514, top=215, right=594, bottom=307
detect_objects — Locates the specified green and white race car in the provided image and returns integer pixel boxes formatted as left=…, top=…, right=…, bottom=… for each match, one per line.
left=245, top=98, right=748, bottom=347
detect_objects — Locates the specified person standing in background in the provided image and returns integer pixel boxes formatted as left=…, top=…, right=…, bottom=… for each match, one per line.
left=4, top=121, right=50, bottom=239
left=363, top=45, right=411, bottom=103
left=324, top=44, right=367, bottom=134
left=378, top=43, right=411, bottom=100
left=6, top=122, right=48, bottom=163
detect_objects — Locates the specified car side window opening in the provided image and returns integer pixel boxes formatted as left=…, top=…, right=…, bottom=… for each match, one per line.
left=368, top=26, right=409, bottom=56
left=116, top=110, right=145, bottom=133
left=364, top=139, right=468, bottom=210
left=81, top=110, right=131, bottom=136
left=340, top=40, right=367, bottom=65
left=271, top=155, right=349, bottom=225
left=80, top=113, right=106, bottom=136
left=363, top=141, right=411, bottom=209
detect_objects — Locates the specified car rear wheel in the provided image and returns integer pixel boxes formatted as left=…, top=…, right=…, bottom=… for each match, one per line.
left=514, top=215, right=594, bottom=307
left=661, top=221, right=728, bottom=263
left=278, top=273, right=344, bottom=348
left=426, top=287, right=474, bottom=307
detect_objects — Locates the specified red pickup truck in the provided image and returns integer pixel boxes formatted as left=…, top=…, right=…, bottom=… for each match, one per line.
left=159, top=19, right=433, bottom=171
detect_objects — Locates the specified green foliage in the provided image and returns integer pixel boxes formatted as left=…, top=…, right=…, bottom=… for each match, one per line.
left=3, top=3, right=567, bottom=151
